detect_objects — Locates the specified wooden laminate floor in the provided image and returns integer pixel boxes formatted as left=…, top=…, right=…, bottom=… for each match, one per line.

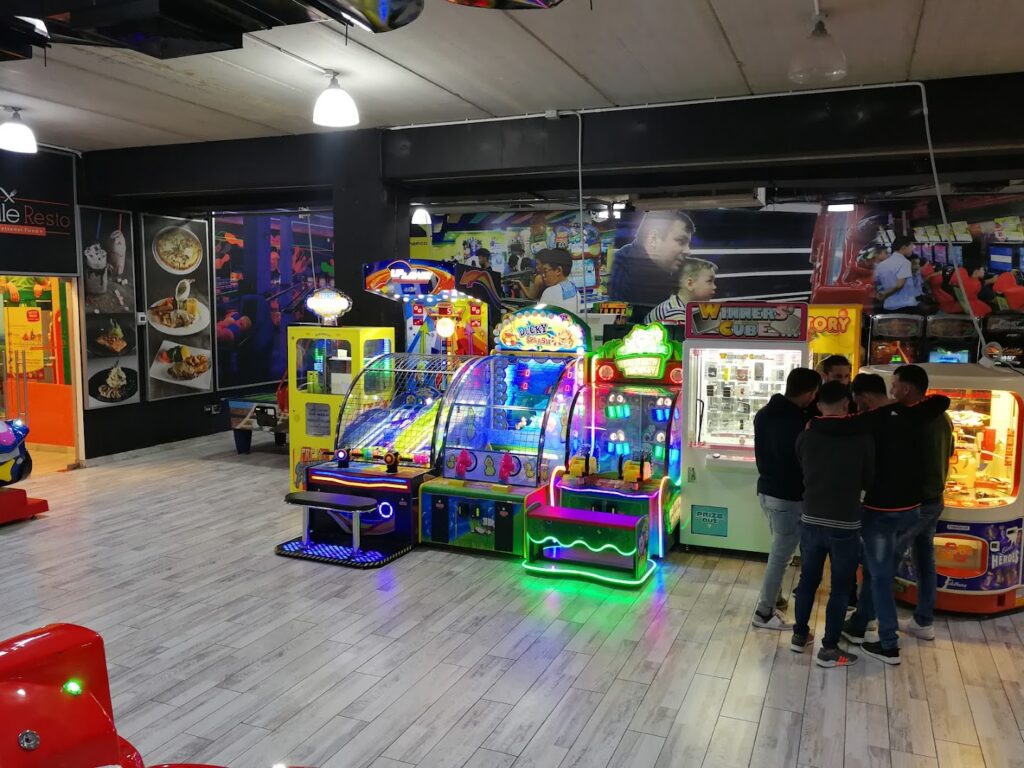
left=3, top=433, right=1024, bottom=768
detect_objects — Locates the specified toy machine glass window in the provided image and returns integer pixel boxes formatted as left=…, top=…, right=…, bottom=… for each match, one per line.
left=689, top=347, right=804, bottom=448
left=336, top=353, right=473, bottom=467
left=363, top=338, right=393, bottom=395
left=939, top=388, right=1022, bottom=509
left=295, top=338, right=352, bottom=395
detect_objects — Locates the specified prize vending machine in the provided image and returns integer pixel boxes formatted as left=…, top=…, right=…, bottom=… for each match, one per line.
left=927, top=315, right=979, bottom=363
left=553, top=323, right=685, bottom=560
left=364, top=259, right=497, bottom=356
left=863, top=364, right=1024, bottom=614
left=807, top=304, right=861, bottom=370
left=419, top=307, right=590, bottom=557
left=869, top=313, right=925, bottom=364
left=680, top=302, right=808, bottom=554
left=287, top=324, right=394, bottom=492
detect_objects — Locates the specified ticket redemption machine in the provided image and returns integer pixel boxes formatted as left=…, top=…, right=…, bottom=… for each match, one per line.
left=364, top=259, right=494, bottom=356
left=680, top=302, right=809, bottom=554
left=419, top=307, right=589, bottom=557
left=926, top=315, right=979, bottom=364
left=869, top=313, right=925, bottom=365
left=553, top=323, right=684, bottom=560
left=278, top=353, right=475, bottom=567
left=863, top=364, right=1024, bottom=615
left=808, top=304, right=861, bottom=370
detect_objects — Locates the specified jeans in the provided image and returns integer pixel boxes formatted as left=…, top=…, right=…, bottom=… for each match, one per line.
left=794, top=523, right=860, bottom=648
left=850, top=507, right=920, bottom=649
left=896, top=499, right=943, bottom=627
left=755, top=494, right=802, bottom=617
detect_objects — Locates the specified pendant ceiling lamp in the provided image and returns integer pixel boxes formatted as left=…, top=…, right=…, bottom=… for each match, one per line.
left=788, top=1, right=847, bottom=85
left=0, top=108, right=38, bottom=154
left=411, top=207, right=432, bottom=226
left=313, top=74, right=359, bottom=128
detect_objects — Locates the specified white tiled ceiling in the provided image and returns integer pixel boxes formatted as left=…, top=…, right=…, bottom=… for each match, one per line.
left=2, top=0, right=1024, bottom=151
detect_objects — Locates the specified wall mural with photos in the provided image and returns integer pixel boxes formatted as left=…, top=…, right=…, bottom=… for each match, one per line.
left=140, top=214, right=213, bottom=401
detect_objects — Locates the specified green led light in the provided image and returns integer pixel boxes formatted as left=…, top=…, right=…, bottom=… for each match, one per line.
left=62, top=679, right=83, bottom=696
left=521, top=558, right=657, bottom=586
left=527, top=534, right=638, bottom=558
left=652, top=445, right=665, bottom=461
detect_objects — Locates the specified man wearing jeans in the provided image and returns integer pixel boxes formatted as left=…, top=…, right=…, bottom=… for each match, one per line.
left=812, top=371, right=950, bottom=664
left=792, top=380, right=874, bottom=667
left=751, top=367, right=821, bottom=630
left=892, top=365, right=953, bottom=641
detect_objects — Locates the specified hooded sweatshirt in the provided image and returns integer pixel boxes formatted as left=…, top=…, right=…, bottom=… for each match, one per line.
left=754, top=393, right=811, bottom=501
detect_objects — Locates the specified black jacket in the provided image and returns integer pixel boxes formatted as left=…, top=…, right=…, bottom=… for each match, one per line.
left=797, top=429, right=874, bottom=529
left=754, top=394, right=811, bottom=501
left=808, top=395, right=951, bottom=511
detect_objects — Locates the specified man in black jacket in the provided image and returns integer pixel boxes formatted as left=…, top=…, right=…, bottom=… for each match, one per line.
left=751, top=367, right=822, bottom=630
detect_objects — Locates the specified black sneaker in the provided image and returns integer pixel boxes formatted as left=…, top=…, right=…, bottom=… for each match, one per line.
left=841, top=618, right=865, bottom=645
left=776, top=595, right=789, bottom=610
left=816, top=646, right=858, bottom=668
left=860, top=641, right=900, bottom=665
left=790, top=631, right=814, bottom=653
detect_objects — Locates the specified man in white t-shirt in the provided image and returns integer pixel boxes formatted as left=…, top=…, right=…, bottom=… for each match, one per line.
left=516, top=248, right=580, bottom=313
left=874, top=237, right=919, bottom=311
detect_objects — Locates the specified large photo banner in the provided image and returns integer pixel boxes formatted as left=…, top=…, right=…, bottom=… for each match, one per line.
left=140, top=214, right=213, bottom=401
left=79, top=206, right=140, bottom=408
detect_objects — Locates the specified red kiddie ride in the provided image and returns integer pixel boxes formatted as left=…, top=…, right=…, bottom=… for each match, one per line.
left=0, top=624, right=227, bottom=768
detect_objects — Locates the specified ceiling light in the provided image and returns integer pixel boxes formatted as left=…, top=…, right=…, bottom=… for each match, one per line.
left=15, top=16, right=48, bottom=37
left=0, top=109, right=38, bottom=154
left=313, top=75, right=359, bottom=128
left=411, top=207, right=432, bottom=226
left=788, top=9, right=847, bottom=85
left=827, top=203, right=855, bottom=212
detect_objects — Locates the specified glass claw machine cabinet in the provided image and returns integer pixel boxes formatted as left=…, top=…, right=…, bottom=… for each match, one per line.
left=287, top=325, right=394, bottom=492
left=680, top=302, right=809, bottom=554
left=808, top=304, right=862, bottom=370
left=871, top=363, right=1024, bottom=615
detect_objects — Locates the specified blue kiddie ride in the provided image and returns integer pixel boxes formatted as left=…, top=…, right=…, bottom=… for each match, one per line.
left=0, top=418, right=46, bottom=525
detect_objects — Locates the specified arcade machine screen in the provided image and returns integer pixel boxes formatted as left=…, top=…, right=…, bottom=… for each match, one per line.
left=927, top=315, right=978, bottom=364
left=985, top=313, right=1024, bottom=366
left=869, top=314, right=925, bottom=365
left=691, top=348, right=804, bottom=449
left=989, top=245, right=1014, bottom=273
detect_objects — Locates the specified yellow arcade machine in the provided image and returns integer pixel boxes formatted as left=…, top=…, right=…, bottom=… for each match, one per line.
left=680, top=301, right=809, bottom=554
left=287, top=288, right=394, bottom=492
left=808, top=304, right=862, bottom=371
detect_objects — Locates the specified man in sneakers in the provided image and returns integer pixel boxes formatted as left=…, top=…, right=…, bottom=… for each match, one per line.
left=751, top=367, right=821, bottom=630
left=892, top=365, right=953, bottom=642
left=811, top=372, right=949, bottom=665
left=791, top=381, right=874, bottom=667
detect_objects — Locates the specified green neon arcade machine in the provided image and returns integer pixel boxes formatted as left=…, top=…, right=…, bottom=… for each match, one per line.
left=419, top=306, right=590, bottom=557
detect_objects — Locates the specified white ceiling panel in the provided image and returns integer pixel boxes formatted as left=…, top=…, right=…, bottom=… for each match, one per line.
left=911, top=0, right=1024, bottom=80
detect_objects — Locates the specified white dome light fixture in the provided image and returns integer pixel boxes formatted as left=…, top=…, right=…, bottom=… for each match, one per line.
left=0, top=108, right=38, bottom=154
left=313, top=73, right=359, bottom=128
left=788, top=2, right=847, bottom=85
left=411, top=206, right=432, bottom=226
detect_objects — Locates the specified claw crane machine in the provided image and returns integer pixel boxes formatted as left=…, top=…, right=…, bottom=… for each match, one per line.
left=287, top=288, right=394, bottom=491
left=808, top=304, right=862, bottom=371
left=680, top=302, right=809, bottom=554
left=863, top=360, right=1024, bottom=614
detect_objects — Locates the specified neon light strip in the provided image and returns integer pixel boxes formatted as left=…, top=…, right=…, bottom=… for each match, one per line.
left=548, top=465, right=565, bottom=506
left=656, top=476, right=668, bottom=559
left=527, top=534, right=638, bottom=557
left=521, top=559, right=657, bottom=587
left=559, top=486, right=659, bottom=500
left=309, top=473, right=410, bottom=491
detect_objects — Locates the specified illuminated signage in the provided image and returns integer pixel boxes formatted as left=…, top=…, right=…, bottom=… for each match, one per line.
left=686, top=302, right=808, bottom=342
left=305, top=288, right=352, bottom=325
left=612, top=324, right=672, bottom=379
left=493, top=307, right=589, bottom=353
left=364, top=259, right=455, bottom=298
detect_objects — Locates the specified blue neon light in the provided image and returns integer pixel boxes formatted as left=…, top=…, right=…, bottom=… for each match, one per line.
left=278, top=539, right=388, bottom=565
left=378, top=501, right=394, bottom=519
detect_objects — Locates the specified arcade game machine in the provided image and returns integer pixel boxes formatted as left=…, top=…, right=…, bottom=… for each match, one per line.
left=286, top=288, right=394, bottom=491
left=552, top=323, right=684, bottom=560
left=982, top=312, right=1024, bottom=366
left=807, top=304, right=862, bottom=370
left=861, top=363, right=1024, bottom=614
left=420, top=307, right=590, bottom=557
left=926, top=315, right=979, bottom=363
left=679, top=302, right=808, bottom=554
left=278, top=352, right=475, bottom=567
left=868, top=314, right=925, bottom=364
left=364, top=259, right=497, bottom=356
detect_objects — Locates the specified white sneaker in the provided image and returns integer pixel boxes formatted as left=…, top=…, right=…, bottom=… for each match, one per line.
left=752, top=609, right=794, bottom=630
left=864, top=620, right=879, bottom=644
left=899, top=617, right=935, bottom=641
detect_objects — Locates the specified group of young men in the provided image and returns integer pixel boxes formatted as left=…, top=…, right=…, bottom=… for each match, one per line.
left=751, top=355, right=953, bottom=668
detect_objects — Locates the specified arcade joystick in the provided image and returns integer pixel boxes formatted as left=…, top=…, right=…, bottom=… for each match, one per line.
left=384, top=451, right=401, bottom=474
left=568, top=449, right=595, bottom=479
left=617, top=454, right=625, bottom=481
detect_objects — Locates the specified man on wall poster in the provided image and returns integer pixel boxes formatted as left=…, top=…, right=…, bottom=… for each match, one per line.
left=609, top=210, right=696, bottom=314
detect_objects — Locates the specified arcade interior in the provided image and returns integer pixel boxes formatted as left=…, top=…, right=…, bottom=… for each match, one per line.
left=4, top=3, right=1024, bottom=768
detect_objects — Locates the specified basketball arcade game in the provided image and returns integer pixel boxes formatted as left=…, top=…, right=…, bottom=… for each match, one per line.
left=419, top=307, right=590, bottom=557
left=543, top=323, right=684, bottom=570
left=680, top=302, right=809, bottom=554
left=277, top=353, right=474, bottom=567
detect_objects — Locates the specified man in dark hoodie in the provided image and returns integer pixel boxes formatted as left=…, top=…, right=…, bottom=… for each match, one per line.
left=751, top=367, right=822, bottom=630
left=811, top=371, right=950, bottom=665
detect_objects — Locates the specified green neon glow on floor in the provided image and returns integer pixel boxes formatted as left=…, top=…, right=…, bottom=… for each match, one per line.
left=521, top=558, right=657, bottom=587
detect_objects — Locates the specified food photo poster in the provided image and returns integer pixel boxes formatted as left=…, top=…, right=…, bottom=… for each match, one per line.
left=78, top=206, right=141, bottom=409
left=140, top=214, right=214, bottom=401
